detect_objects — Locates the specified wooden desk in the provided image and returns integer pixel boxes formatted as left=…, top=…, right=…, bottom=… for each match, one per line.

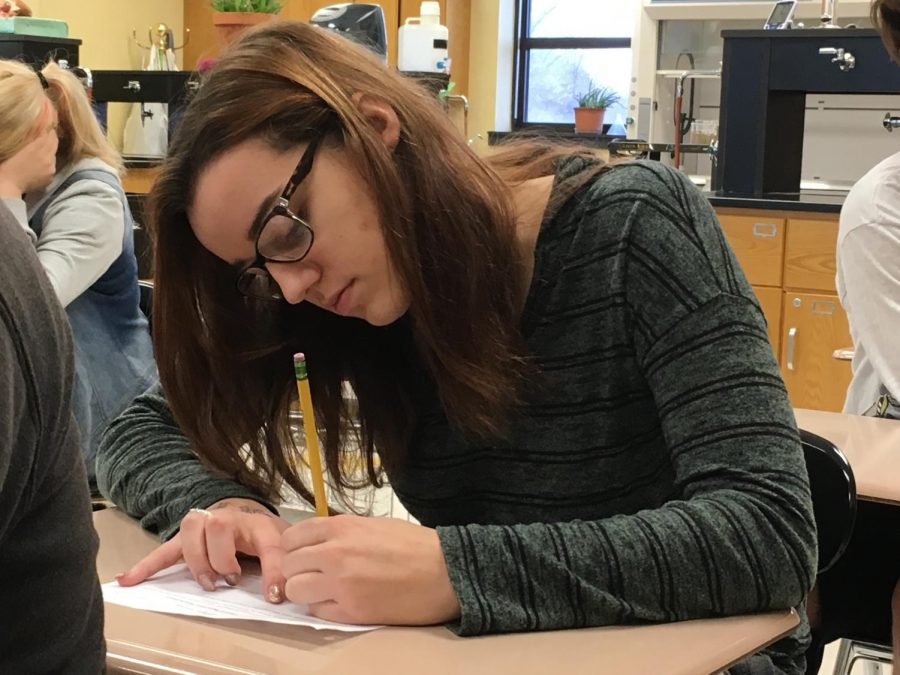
left=96, top=508, right=798, bottom=675
left=796, top=408, right=900, bottom=507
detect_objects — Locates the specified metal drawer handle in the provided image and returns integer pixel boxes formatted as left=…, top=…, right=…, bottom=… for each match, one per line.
left=123, top=80, right=141, bottom=92
left=787, top=327, right=797, bottom=371
left=752, top=223, right=778, bottom=238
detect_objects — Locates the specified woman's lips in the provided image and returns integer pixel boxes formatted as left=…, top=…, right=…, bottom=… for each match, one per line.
left=334, top=280, right=355, bottom=315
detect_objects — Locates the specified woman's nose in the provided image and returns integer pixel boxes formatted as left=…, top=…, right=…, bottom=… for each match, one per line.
left=266, top=261, right=319, bottom=305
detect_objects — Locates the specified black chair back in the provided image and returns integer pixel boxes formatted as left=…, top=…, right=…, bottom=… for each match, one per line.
left=800, top=429, right=857, bottom=574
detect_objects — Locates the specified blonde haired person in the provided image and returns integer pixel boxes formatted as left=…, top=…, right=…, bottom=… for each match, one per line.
left=0, top=60, right=155, bottom=486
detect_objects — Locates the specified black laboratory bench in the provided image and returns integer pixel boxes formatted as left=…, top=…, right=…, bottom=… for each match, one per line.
left=703, top=190, right=846, bottom=214
left=488, top=128, right=626, bottom=149
left=717, top=28, right=900, bottom=196
left=0, top=34, right=80, bottom=66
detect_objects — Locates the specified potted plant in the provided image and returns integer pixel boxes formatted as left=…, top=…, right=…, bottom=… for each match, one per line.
left=211, top=0, right=282, bottom=45
left=573, top=85, right=621, bottom=134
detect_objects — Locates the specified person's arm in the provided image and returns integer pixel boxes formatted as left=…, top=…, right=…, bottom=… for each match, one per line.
left=436, top=163, right=817, bottom=635
left=0, top=197, right=36, bottom=241
left=0, top=305, right=24, bottom=520
left=34, top=178, right=124, bottom=307
left=96, top=382, right=277, bottom=541
left=838, top=223, right=900, bottom=401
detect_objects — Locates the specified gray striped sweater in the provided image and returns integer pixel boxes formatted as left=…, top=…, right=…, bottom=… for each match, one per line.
left=97, top=160, right=816, bottom=674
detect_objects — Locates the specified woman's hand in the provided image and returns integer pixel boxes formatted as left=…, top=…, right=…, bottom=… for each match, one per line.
left=0, top=124, right=57, bottom=198
left=281, top=514, right=461, bottom=625
left=116, top=498, right=292, bottom=603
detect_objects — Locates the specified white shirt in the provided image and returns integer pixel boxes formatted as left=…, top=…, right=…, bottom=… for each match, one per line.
left=2, top=158, right=124, bottom=309
left=837, top=150, right=900, bottom=413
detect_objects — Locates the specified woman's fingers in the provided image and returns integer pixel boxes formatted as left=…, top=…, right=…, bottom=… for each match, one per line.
left=119, top=503, right=292, bottom=600
left=254, top=533, right=288, bottom=604
left=204, top=515, right=242, bottom=585
left=115, top=535, right=184, bottom=586
left=179, top=509, right=218, bottom=591
left=284, top=571, right=334, bottom=606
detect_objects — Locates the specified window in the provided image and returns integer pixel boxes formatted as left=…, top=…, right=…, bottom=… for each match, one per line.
left=514, top=0, right=637, bottom=128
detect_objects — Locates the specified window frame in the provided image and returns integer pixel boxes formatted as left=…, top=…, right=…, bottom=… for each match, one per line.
left=512, top=0, right=633, bottom=129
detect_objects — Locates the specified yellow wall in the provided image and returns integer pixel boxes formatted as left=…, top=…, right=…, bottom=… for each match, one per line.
left=29, top=0, right=185, bottom=149
left=27, top=0, right=503, bottom=152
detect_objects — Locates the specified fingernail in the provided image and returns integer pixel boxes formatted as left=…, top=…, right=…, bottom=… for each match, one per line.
left=198, top=574, right=216, bottom=592
left=114, top=573, right=125, bottom=583
left=225, top=573, right=240, bottom=587
left=267, top=583, right=283, bottom=603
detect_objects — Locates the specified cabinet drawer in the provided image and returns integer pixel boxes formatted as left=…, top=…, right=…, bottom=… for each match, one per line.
left=718, top=214, right=785, bottom=287
left=92, top=70, right=195, bottom=103
left=752, top=285, right=783, bottom=359
left=784, top=218, right=839, bottom=292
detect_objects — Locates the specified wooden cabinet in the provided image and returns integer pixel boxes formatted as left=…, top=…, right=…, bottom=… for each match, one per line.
left=780, top=292, right=852, bottom=412
left=122, top=167, right=160, bottom=195
left=784, top=218, right=839, bottom=292
left=752, top=285, right=783, bottom=357
left=718, top=214, right=785, bottom=287
left=715, top=207, right=851, bottom=412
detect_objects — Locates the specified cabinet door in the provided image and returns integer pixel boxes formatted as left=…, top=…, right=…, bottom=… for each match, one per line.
left=752, top=285, right=782, bottom=360
left=780, top=292, right=852, bottom=412
left=784, top=218, right=839, bottom=292
left=718, top=214, right=785, bottom=287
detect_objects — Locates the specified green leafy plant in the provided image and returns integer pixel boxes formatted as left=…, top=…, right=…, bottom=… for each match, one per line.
left=210, top=0, right=283, bottom=12
left=438, top=81, right=456, bottom=100
left=576, top=85, right=621, bottom=110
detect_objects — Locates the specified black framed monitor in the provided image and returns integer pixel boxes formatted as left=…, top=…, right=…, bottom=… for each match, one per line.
left=764, top=0, right=797, bottom=30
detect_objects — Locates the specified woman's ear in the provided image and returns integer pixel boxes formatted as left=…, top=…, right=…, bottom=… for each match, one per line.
left=351, top=92, right=401, bottom=151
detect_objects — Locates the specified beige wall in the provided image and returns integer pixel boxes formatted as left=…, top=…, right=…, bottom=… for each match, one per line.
left=466, top=0, right=498, bottom=153
left=29, top=0, right=185, bottom=149
left=466, top=0, right=512, bottom=153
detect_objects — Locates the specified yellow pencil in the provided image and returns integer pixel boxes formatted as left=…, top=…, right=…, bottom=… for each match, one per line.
left=293, top=353, right=329, bottom=517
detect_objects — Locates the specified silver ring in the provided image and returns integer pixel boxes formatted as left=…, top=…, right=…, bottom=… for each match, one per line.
left=189, top=508, right=212, bottom=517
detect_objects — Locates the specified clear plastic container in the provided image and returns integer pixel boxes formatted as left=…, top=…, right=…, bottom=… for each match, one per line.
left=398, top=1, right=449, bottom=73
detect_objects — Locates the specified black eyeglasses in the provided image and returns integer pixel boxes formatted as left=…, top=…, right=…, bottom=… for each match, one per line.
left=236, top=136, right=322, bottom=300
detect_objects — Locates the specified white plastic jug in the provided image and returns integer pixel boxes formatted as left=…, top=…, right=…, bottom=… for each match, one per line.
left=397, top=1, right=449, bottom=73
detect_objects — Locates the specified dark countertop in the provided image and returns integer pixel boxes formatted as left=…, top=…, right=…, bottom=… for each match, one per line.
left=489, top=129, right=625, bottom=149
left=721, top=28, right=877, bottom=39
left=703, top=190, right=846, bottom=214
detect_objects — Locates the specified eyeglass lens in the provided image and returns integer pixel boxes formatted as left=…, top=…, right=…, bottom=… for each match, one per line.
left=258, top=212, right=313, bottom=262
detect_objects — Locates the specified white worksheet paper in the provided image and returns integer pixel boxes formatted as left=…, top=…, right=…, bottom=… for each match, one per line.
left=101, top=563, right=381, bottom=632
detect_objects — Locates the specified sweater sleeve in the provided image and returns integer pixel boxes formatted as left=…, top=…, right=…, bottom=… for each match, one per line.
left=34, top=178, right=124, bottom=308
left=0, top=197, right=35, bottom=243
left=96, top=382, right=277, bottom=541
left=436, top=163, right=817, bottom=637
left=0, top=298, right=24, bottom=508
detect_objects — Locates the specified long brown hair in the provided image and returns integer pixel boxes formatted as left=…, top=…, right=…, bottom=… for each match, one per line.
left=149, top=21, right=606, bottom=504
left=873, top=0, right=900, bottom=62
